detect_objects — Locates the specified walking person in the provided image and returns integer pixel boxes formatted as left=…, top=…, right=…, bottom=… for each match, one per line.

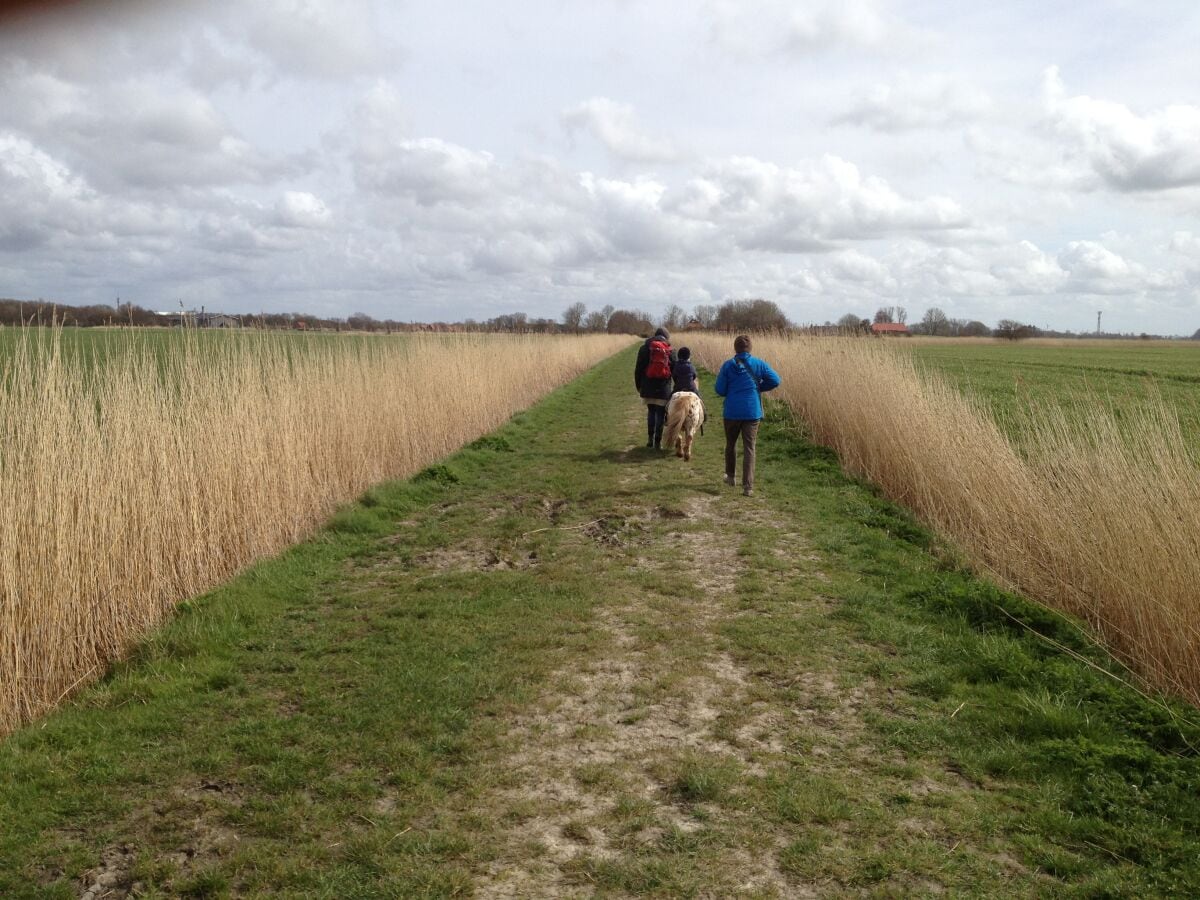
left=634, top=327, right=677, bottom=449
left=714, top=334, right=781, bottom=496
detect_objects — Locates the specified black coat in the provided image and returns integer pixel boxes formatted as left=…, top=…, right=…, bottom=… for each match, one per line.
left=634, top=336, right=677, bottom=401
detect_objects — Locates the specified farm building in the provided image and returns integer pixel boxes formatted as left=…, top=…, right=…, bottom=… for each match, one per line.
left=871, top=322, right=910, bottom=336
left=160, top=310, right=242, bottom=328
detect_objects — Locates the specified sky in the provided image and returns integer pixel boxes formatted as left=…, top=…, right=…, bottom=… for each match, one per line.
left=2, top=0, right=1200, bottom=333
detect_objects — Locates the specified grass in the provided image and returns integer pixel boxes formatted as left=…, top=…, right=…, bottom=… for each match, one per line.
left=907, top=337, right=1200, bottom=441
left=1, top=346, right=1199, bottom=895
left=0, top=328, right=630, bottom=734
left=689, top=333, right=1200, bottom=709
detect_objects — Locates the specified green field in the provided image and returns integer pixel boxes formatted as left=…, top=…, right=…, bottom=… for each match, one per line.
left=905, top=338, right=1200, bottom=442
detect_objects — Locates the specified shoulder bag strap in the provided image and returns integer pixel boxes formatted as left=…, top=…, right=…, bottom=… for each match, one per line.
left=734, top=357, right=759, bottom=392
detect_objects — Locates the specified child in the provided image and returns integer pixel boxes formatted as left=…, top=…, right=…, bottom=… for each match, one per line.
left=672, top=347, right=699, bottom=394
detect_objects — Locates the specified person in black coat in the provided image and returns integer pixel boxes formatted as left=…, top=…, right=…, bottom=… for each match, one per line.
left=634, top=326, right=677, bottom=448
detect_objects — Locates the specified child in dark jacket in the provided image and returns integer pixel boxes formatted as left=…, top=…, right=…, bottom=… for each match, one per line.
left=672, top=347, right=699, bottom=394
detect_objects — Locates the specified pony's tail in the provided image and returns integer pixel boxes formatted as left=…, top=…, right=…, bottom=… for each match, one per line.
left=663, top=400, right=685, bottom=448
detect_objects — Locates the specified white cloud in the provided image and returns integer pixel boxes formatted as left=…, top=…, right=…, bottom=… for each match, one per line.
left=356, top=137, right=497, bottom=205
left=834, top=74, right=991, bottom=131
left=706, top=0, right=927, bottom=59
left=1056, top=240, right=1167, bottom=294
left=1043, top=66, right=1200, bottom=192
left=562, top=98, right=680, bottom=164
left=242, top=0, right=398, bottom=80
left=275, top=191, right=330, bottom=228
left=988, top=241, right=1067, bottom=295
left=1169, top=231, right=1200, bottom=255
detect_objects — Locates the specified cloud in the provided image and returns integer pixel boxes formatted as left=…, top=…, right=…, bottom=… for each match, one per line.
left=834, top=74, right=991, bottom=131
left=706, top=0, right=926, bottom=59
left=345, top=118, right=972, bottom=275
left=679, top=154, right=969, bottom=248
left=1169, top=231, right=1200, bottom=255
left=561, top=98, right=680, bottom=164
left=356, top=137, right=498, bottom=206
left=1, top=65, right=302, bottom=193
left=1055, top=240, right=1168, bottom=294
left=275, top=191, right=331, bottom=228
left=242, top=0, right=399, bottom=80
left=1043, top=66, right=1200, bottom=192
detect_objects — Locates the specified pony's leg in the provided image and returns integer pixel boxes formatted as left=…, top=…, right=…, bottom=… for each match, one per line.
left=683, top=430, right=693, bottom=461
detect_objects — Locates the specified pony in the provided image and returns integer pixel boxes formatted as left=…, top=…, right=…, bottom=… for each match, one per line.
left=663, top=392, right=705, bottom=461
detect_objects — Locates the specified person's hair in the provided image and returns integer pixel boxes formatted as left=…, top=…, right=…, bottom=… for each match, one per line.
left=734, top=334, right=751, bottom=353
left=654, top=326, right=670, bottom=340
left=678, top=347, right=691, bottom=360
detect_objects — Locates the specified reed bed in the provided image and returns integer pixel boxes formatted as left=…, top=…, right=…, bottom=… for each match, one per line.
left=691, top=333, right=1200, bottom=705
left=0, top=329, right=631, bottom=733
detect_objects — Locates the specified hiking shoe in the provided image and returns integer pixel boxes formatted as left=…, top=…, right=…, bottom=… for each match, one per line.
left=724, top=474, right=735, bottom=486
left=646, top=439, right=654, bottom=448
left=743, top=487, right=753, bottom=497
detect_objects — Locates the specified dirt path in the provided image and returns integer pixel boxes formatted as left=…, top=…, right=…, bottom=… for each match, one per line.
left=466, top=403, right=969, bottom=897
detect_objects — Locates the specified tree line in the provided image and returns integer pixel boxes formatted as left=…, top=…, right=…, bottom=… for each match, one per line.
left=0, top=296, right=792, bottom=335
left=830, top=306, right=1045, bottom=340
left=0, top=296, right=1178, bottom=340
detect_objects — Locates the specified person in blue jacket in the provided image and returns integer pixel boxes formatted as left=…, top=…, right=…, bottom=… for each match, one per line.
left=713, top=334, right=781, bottom=497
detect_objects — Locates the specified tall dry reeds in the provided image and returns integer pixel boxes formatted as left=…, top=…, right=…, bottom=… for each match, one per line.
left=691, top=333, right=1200, bottom=705
left=0, top=329, right=630, bottom=733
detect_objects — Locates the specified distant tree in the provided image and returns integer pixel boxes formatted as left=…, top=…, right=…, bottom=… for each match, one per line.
left=561, top=302, right=587, bottom=333
left=607, top=309, right=654, bottom=335
left=895, top=305, right=908, bottom=325
left=961, top=320, right=991, bottom=337
left=837, top=313, right=864, bottom=331
left=347, top=312, right=377, bottom=332
left=714, top=298, right=790, bottom=332
left=1191, top=328, right=1200, bottom=341
left=873, top=307, right=895, bottom=324
left=692, top=304, right=718, bottom=328
left=663, top=304, right=688, bottom=331
left=995, top=319, right=1038, bottom=340
left=920, top=307, right=950, bottom=336
left=583, top=310, right=608, bottom=332
left=489, top=312, right=529, bottom=332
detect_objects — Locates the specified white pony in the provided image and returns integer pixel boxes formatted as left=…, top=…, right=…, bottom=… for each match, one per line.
left=663, top=392, right=705, bottom=461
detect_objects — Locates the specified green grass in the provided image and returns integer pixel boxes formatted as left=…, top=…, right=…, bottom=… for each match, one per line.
left=1, top=346, right=1199, bottom=896
left=908, top=338, right=1200, bottom=440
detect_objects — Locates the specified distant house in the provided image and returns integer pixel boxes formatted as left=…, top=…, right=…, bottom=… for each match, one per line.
left=871, top=322, right=910, bottom=336
left=684, top=319, right=704, bottom=331
left=161, top=310, right=241, bottom=328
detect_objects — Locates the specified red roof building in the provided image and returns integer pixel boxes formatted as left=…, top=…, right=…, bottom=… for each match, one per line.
left=871, top=322, right=910, bottom=336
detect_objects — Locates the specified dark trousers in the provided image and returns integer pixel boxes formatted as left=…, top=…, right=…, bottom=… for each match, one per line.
left=723, top=419, right=760, bottom=489
left=646, top=404, right=667, bottom=445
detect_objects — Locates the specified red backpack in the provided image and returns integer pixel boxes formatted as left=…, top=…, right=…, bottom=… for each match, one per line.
left=645, top=339, right=672, bottom=379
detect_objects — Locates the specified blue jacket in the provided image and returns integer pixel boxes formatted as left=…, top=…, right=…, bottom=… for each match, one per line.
left=714, top=352, right=781, bottom=420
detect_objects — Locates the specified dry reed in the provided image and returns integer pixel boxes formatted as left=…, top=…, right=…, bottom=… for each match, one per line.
left=0, top=329, right=630, bottom=733
left=692, top=333, right=1200, bottom=705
